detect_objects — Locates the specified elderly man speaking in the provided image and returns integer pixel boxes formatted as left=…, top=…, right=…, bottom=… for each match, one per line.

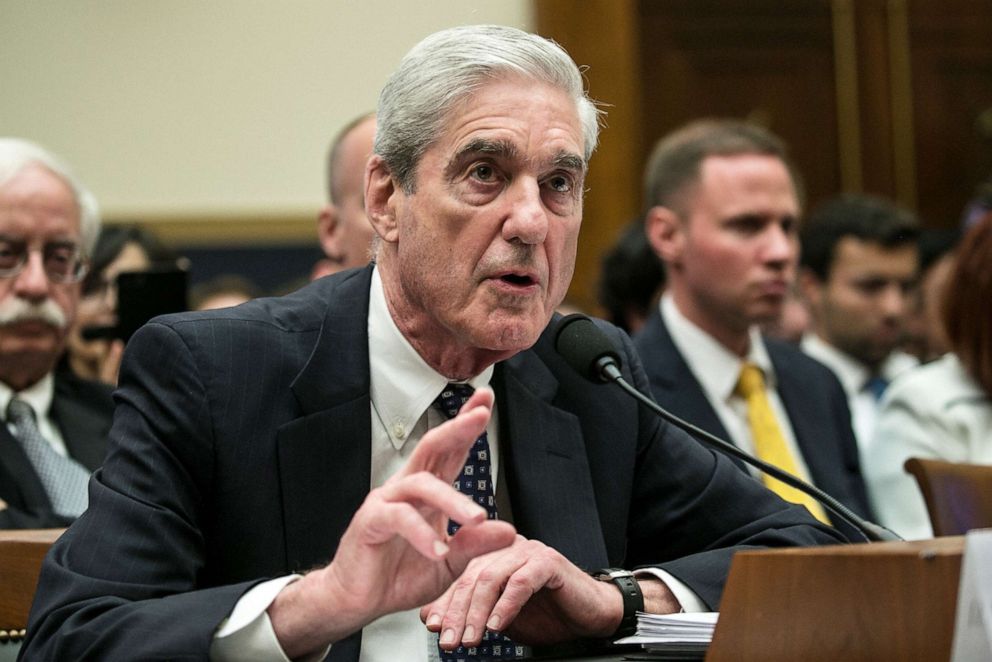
left=24, top=25, right=842, bottom=661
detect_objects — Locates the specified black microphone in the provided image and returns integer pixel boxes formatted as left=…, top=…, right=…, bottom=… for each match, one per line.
left=554, top=313, right=901, bottom=543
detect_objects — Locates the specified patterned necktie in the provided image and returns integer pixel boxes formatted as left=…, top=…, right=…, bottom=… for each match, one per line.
left=6, top=397, right=90, bottom=518
left=433, top=384, right=524, bottom=661
left=863, top=375, right=889, bottom=401
left=734, top=364, right=830, bottom=525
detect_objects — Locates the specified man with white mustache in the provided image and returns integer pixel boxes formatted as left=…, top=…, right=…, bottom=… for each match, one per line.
left=0, top=138, right=115, bottom=528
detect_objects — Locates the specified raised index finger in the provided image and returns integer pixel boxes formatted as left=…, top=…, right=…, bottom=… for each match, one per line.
left=402, top=387, right=494, bottom=483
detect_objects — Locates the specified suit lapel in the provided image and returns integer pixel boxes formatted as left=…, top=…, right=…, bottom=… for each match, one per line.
left=639, top=310, right=733, bottom=442
left=496, top=353, right=610, bottom=571
left=770, top=345, right=830, bottom=487
left=51, top=376, right=112, bottom=471
left=278, top=267, right=374, bottom=572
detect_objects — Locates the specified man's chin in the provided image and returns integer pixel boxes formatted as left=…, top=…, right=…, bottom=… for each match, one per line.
left=476, top=315, right=546, bottom=353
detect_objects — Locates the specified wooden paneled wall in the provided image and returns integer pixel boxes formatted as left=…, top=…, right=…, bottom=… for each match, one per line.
left=536, top=0, right=992, bottom=313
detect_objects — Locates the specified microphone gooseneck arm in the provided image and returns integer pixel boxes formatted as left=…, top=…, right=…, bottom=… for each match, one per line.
left=554, top=314, right=902, bottom=544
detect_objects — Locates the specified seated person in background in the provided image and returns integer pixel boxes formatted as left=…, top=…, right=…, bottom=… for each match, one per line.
left=0, top=137, right=114, bottom=529
left=190, top=274, right=261, bottom=311
left=865, top=212, right=992, bottom=540
left=635, top=119, right=872, bottom=539
left=23, top=26, right=842, bottom=661
left=901, top=228, right=959, bottom=364
left=597, top=217, right=665, bottom=334
left=312, top=112, right=378, bottom=279
left=798, top=194, right=920, bottom=461
left=63, top=224, right=177, bottom=385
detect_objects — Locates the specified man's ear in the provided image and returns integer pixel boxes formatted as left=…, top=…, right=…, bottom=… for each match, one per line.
left=365, top=155, right=400, bottom=243
left=646, top=205, right=683, bottom=265
left=317, top=204, right=343, bottom=262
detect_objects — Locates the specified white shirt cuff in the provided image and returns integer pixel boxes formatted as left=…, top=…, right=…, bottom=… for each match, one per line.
left=210, top=574, right=330, bottom=662
left=634, top=568, right=708, bottom=613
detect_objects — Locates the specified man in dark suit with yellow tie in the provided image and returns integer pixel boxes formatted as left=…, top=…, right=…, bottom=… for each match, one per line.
left=0, top=138, right=114, bottom=529
left=24, top=28, right=844, bottom=661
left=633, top=120, right=872, bottom=541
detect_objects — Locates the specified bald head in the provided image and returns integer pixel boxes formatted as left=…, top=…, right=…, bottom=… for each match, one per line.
left=315, top=114, right=377, bottom=275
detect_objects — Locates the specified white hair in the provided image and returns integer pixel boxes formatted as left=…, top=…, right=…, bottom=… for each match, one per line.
left=375, top=25, right=602, bottom=192
left=0, top=138, right=101, bottom=256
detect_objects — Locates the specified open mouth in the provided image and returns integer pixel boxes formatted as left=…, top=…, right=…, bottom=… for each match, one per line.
left=500, top=273, right=535, bottom=287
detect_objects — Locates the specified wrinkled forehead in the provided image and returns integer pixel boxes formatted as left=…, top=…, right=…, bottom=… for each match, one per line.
left=438, top=77, right=586, bottom=169
left=0, top=164, right=82, bottom=237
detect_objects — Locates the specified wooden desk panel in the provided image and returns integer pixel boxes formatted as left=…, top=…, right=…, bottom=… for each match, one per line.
left=0, top=529, right=63, bottom=633
left=707, top=537, right=964, bottom=662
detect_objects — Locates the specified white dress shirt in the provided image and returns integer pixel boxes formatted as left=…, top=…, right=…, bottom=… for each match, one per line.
left=800, top=334, right=917, bottom=464
left=865, top=353, right=992, bottom=539
left=0, top=372, right=71, bottom=456
left=660, top=295, right=815, bottom=484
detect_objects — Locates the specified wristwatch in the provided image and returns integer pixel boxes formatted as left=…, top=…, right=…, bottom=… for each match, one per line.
left=592, top=568, right=644, bottom=638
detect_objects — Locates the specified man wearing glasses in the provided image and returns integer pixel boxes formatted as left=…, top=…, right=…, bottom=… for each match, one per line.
left=0, top=137, right=114, bottom=529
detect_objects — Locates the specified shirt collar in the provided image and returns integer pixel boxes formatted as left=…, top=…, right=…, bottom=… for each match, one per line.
left=661, top=294, right=775, bottom=400
left=0, top=371, right=55, bottom=422
left=800, top=333, right=867, bottom=394
left=800, top=333, right=919, bottom=393
left=368, top=267, right=493, bottom=450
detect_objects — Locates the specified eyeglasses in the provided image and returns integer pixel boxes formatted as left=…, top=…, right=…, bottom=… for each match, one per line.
left=0, top=238, right=88, bottom=284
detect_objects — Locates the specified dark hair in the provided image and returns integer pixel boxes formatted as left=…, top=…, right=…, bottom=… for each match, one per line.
left=81, top=225, right=177, bottom=296
left=942, top=211, right=992, bottom=396
left=597, top=219, right=665, bottom=333
left=800, top=193, right=919, bottom=280
left=918, top=227, right=961, bottom=273
left=642, top=118, right=803, bottom=215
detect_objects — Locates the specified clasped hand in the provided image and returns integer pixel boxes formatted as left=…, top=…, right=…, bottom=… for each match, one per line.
left=421, top=536, right=625, bottom=651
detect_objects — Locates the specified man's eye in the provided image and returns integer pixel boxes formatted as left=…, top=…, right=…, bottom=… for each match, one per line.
left=546, top=175, right=572, bottom=193
left=471, top=164, right=496, bottom=181
left=0, top=242, right=24, bottom=267
left=855, top=280, right=886, bottom=295
left=729, top=219, right=762, bottom=234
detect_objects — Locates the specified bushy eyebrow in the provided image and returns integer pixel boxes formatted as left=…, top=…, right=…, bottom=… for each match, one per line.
left=443, top=138, right=586, bottom=180
left=444, top=138, right=518, bottom=180
left=552, top=151, right=586, bottom=176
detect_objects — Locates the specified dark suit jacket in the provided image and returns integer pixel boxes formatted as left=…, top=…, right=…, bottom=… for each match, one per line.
left=633, top=308, right=872, bottom=540
left=24, top=267, right=844, bottom=661
left=0, top=370, right=113, bottom=529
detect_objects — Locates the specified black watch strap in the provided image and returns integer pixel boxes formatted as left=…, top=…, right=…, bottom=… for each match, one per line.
left=593, top=568, right=643, bottom=638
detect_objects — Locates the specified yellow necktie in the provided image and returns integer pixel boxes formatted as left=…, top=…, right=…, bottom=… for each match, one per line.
left=735, top=363, right=830, bottom=524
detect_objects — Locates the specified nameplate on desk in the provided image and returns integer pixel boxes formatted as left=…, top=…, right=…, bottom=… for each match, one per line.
left=951, top=528, right=992, bottom=661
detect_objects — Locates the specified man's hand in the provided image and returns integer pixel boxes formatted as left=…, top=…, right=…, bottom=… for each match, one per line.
left=268, top=387, right=516, bottom=659
left=421, top=538, right=684, bottom=651
left=421, top=537, right=620, bottom=650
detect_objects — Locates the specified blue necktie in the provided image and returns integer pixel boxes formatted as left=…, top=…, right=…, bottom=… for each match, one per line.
left=863, top=375, right=889, bottom=401
left=433, top=384, right=524, bottom=660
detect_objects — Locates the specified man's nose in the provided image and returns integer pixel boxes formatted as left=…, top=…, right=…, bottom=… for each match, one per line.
left=879, top=283, right=910, bottom=319
left=762, top=223, right=796, bottom=266
left=502, top=179, right=549, bottom=245
left=12, top=251, right=53, bottom=301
